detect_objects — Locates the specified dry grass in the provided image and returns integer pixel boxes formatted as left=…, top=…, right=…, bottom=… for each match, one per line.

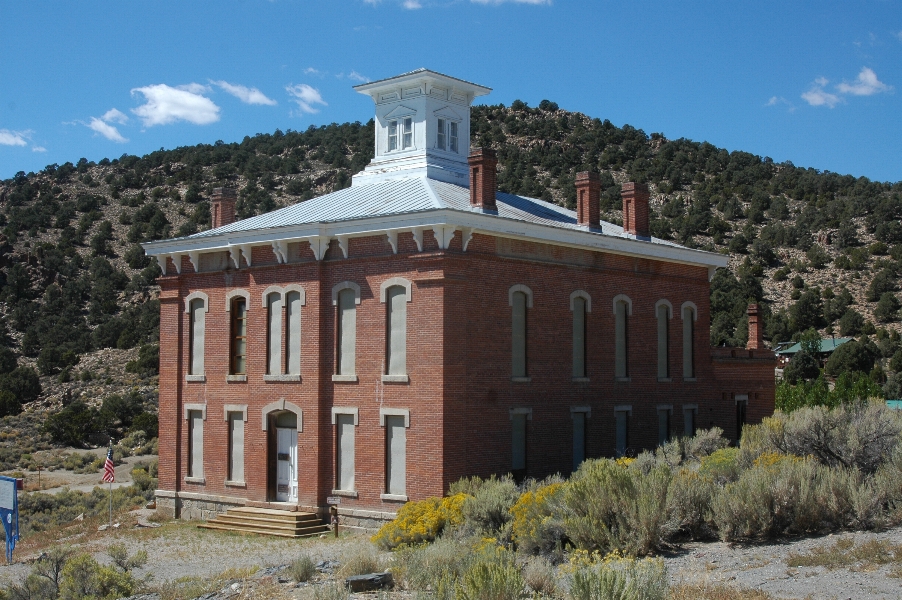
left=669, top=583, right=777, bottom=599
left=786, top=537, right=902, bottom=571
left=156, top=565, right=259, bottom=600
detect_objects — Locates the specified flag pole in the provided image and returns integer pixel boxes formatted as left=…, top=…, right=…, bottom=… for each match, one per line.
left=108, top=479, right=112, bottom=528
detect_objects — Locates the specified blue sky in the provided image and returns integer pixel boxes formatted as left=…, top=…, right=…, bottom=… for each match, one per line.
left=1, top=1, right=900, bottom=182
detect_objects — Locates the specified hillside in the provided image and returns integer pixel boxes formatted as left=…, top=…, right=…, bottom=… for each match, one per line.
left=1, top=101, right=901, bottom=455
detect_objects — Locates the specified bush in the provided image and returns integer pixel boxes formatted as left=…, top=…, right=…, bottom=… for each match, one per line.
left=0, top=346, right=17, bottom=374
left=393, top=535, right=475, bottom=592
left=665, top=469, right=716, bottom=540
left=461, top=475, right=519, bottom=535
left=840, top=309, right=865, bottom=336
left=125, top=344, right=159, bottom=377
left=783, top=351, right=820, bottom=384
left=885, top=373, right=902, bottom=399
left=336, top=540, right=384, bottom=578
left=288, top=555, right=316, bottom=583
left=0, top=366, right=42, bottom=405
left=59, top=553, right=138, bottom=600
left=561, top=459, right=673, bottom=555
left=699, top=448, right=740, bottom=484
left=875, top=293, right=901, bottom=323
left=509, top=479, right=564, bottom=554
left=522, top=556, right=556, bottom=595
left=457, top=545, right=524, bottom=600
left=569, top=554, right=668, bottom=600
left=371, top=493, right=466, bottom=549
left=44, top=401, right=99, bottom=447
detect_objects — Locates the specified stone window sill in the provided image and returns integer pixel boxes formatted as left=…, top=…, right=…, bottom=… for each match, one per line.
left=511, top=377, right=532, bottom=383
left=184, top=477, right=205, bottom=485
left=657, top=377, right=672, bottom=383
left=615, top=377, right=631, bottom=382
left=331, top=489, right=358, bottom=498
left=380, top=494, right=408, bottom=502
left=381, top=375, right=409, bottom=383
left=684, top=377, right=698, bottom=382
left=572, top=377, right=590, bottom=383
left=225, top=480, right=246, bottom=488
left=185, top=375, right=206, bottom=383
left=264, top=374, right=301, bottom=382
left=332, top=375, right=358, bottom=383
left=227, top=375, right=247, bottom=383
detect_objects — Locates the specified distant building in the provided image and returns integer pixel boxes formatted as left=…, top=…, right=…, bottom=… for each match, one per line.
left=142, top=69, right=775, bottom=527
left=775, top=337, right=853, bottom=367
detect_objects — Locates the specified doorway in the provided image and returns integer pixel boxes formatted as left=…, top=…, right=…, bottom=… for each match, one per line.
left=270, top=411, right=298, bottom=503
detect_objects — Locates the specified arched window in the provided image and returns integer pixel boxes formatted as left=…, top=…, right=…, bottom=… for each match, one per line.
left=656, top=300, right=673, bottom=380
left=384, top=285, right=409, bottom=377
left=185, top=292, right=208, bottom=377
left=613, top=295, right=632, bottom=379
left=266, top=292, right=282, bottom=375
left=682, top=302, right=697, bottom=379
left=230, top=297, right=247, bottom=375
left=509, top=286, right=533, bottom=378
left=570, top=291, right=591, bottom=378
left=337, top=289, right=357, bottom=376
left=286, top=290, right=302, bottom=375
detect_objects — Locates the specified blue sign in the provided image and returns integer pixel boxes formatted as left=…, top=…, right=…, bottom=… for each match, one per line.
left=0, top=476, right=19, bottom=563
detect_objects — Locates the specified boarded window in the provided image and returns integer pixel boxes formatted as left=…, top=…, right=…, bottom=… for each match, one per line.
left=658, top=409, right=671, bottom=445
left=683, top=306, right=695, bottom=378
left=512, top=413, right=527, bottom=471
left=615, top=411, right=629, bottom=457
left=512, top=291, right=527, bottom=377
left=187, top=410, right=203, bottom=478
left=188, top=299, right=205, bottom=376
left=615, top=300, right=629, bottom=378
left=657, top=304, right=669, bottom=379
left=336, top=414, right=355, bottom=491
left=267, top=292, right=282, bottom=375
left=385, top=415, right=406, bottom=496
left=386, top=286, right=407, bottom=376
left=572, top=411, right=586, bottom=471
left=684, top=407, right=697, bottom=437
left=286, top=291, right=302, bottom=375
left=337, top=289, right=356, bottom=376
left=228, top=412, right=244, bottom=483
left=573, top=297, right=587, bottom=378
left=231, top=298, right=247, bottom=375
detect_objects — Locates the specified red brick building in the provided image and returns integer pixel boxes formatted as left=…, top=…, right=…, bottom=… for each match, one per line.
left=143, top=70, right=774, bottom=526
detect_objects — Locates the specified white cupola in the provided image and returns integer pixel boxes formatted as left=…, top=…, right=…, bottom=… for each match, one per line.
left=352, top=69, right=491, bottom=186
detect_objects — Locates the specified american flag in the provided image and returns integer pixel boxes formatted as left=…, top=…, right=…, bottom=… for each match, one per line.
left=102, top=446, right=115, bottom=483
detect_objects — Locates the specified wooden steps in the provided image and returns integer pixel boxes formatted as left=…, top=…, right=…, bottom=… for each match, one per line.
left=198, top=506, right=331, bottom=538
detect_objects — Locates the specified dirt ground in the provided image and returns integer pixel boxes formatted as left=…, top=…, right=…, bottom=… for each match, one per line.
left=3, top=512, right=902, bottom=599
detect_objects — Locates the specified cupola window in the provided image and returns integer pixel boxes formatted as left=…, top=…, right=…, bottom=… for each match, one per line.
left=437, top=118, right=446, bottom=150
left=402, top=118, right=413, bottom=149
left=449, top=121, right=459, bottom=153
left=388, top=120, right=398, bottom=151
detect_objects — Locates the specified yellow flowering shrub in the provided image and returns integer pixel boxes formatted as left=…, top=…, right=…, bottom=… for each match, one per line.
left=753, top=450, right=806, bottom=469
left=614, top=457, right=635, bottom=468
left=371, top=493, right=468, bottom=549
left=509, top=482, right=564, bottom=554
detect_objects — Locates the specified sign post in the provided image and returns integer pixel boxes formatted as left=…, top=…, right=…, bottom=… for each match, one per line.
left=0, top=476, right=19, bottom=563
left=327, top=496, right=341, bottom=538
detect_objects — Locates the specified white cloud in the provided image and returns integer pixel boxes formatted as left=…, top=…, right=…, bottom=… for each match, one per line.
left=403, top=0, right=422, bottom=7
left=896, top=30, right=902, bottom=42
left=836, top=67, right=892, bottom=96
left=286, top=84, right=327, bottom=114
left=304, top=67, right=322, bottom=76
left=101, top=108, right=129, bottom=125
left=211, top=80, right=277, bottom=105
left=87, top=117, right=128, bottom=142
left=31, top=146, right=47, bottom=153
left=348, top=71, right=369, bottom=83
left=131, top=83, right=221, bottom=126
left=765, top=96, right=795, bottom=111
left=801, top=78, right=842, bottom=108
left=0, top=129, right=28, bottom=146
left=470, top=0, right=552, bottom=4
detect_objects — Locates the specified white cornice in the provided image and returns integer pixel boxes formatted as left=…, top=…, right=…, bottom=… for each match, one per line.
left=141, top=208, right=729, bottom=274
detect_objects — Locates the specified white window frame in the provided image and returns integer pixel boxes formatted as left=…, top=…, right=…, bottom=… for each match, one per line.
left=449, top=121, right=459, bottom=153
left=402, top=117, right=413, bottom=149
left=388, top=119, right=398, bottom=151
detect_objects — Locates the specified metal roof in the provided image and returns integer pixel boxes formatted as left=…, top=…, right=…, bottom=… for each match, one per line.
left=775, top=337, right=854, bottom=355
left=184, top=176, right=682, bottom=248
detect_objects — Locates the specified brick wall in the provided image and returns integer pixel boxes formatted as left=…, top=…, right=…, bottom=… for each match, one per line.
left=156, top=228, right=774, bottom=517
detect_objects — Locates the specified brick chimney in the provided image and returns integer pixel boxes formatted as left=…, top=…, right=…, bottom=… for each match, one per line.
left=746, top=303, right=763, bottom=350
left=621, top=182, right=650, bottom=238
left=211, top=187, right=237, bottom=228
left=575, top=171, right=600, bottom=228
left=468, top=148, right=497, bottom=210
